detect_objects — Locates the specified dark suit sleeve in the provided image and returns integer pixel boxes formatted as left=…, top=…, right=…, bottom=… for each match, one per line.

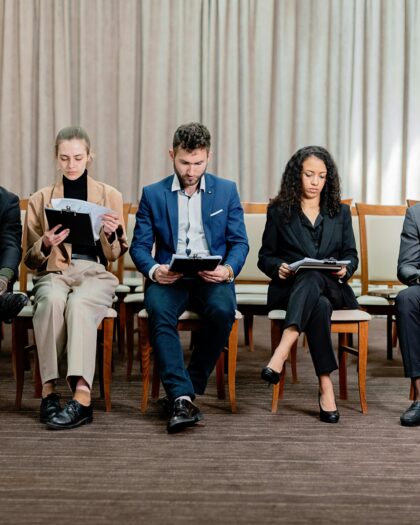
left=397, top=207, right=420, bottom=285
left=257, top=206, right=285, bottom=280
left=0, top=189, right=22, bottom=281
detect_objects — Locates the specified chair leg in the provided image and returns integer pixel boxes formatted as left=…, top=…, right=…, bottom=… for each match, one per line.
left=227, top=319, right=239, bottom=413
left=118, top=300, right=126, bottom=356
left=12, top=320, right=25, bottom=410
left=290, top=339, right=298, bottom=383
left=33, top=348, right=42, bottom=398
left=387, top=314, right=393, bottom=360
left=357, top=321, right=368, bottom=414
left=244, top=314, right=254, bottom=352
left=102, top=318, right=114, bottom=412
left=215, top=351, right=226, bottom=400
left=139, top=318, right=151, bottom=412
left=125, top=303, right=134, bottom=381
left=338, top=333, right=348, bottom=401
left=151, top=359, right=160, bottom=400
left=270, top=319, right=286, bottom=413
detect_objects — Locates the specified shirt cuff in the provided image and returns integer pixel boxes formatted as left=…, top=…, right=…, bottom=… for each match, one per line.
left=149, top=264, right=160, bottom=282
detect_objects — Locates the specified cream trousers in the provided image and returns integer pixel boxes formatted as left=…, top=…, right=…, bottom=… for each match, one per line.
left=33, top=260, right=118, bottom=389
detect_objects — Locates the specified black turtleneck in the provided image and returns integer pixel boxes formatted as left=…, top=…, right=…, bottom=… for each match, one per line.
left=63, top=171, right=98, bottom=258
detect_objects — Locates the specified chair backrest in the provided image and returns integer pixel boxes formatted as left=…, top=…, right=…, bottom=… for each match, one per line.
left=350, top=206, right=361, bottom=279
left=108, top=202, right=132, bottom=281
left=355, top=203, right=407, bottom=295
left=18, top=198, right=32, bottom=294
left=236, top=202, right=269, bottom=283
left=407, top=199, right=419, bottom=208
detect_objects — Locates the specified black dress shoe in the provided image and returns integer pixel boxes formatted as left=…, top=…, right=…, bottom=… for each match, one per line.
left=400, top=401, right=420, bottom=427
left=40, top=393, right=62, bottom=424
left=46, top=400, right=93, bottom=430
left=319, top=393, right=340, bottom=423
left=261, top=367, right=281, bottom=385
left=167, top=398, right=202, bottom=434
left=0, top=292, right=29, bottom=323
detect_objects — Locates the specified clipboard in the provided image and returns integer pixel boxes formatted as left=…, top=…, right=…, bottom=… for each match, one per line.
left=168, top=254, right=222, bottom=274
left=288, top=257, right=350, bottom=273
left=45, top=207, right=96, bottom=246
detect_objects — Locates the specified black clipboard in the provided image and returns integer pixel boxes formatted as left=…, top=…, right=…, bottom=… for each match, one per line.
left=168, top=255, right=222, bottom=274
left=45, top=208, right=96, bottom=246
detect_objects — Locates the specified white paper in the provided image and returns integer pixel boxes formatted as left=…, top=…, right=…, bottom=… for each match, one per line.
left=51, top=198, right=113, bottom=241
left=288, top=257, right=351, bottom=272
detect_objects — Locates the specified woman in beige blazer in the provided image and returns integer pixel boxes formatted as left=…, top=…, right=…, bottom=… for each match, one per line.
left=25, top=126, right=128, bottom=430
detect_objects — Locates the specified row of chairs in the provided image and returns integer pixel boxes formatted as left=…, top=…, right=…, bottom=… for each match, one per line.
left=10, top=199, right=416, bottom=418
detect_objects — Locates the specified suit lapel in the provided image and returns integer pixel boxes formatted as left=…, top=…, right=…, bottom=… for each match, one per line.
left=165, top=180, right=179, bottom=252
left=288, top=213, right=317, bottom=259
left=201, top=174, right=214, bottom=248
left=318, top=213, right=336, bottom=257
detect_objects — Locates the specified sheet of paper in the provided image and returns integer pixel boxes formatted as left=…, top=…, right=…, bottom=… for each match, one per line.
left=51, top=198, right=113, bottom=241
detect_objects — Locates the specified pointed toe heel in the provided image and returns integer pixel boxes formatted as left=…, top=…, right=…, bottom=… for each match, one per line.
left=261, top=367, right=281, bottom=385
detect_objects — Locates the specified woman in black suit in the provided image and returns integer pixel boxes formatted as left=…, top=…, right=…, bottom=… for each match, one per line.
left=258, top=146, right=359, bottom=423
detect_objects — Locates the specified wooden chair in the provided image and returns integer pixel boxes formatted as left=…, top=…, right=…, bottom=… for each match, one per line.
left=355, top=203, right=407, bottom=359
left=12, top=197, right=118, bottom=411
left=235, top=202, right=270, bottom=351
left=12, top=305, right=117, bottom=411
left=138, top=309, right=242, bottom=413
left=268, top=309, right=371, bottom=414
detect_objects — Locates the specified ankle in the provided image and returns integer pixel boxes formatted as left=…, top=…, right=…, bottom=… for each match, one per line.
left=42, top=382, right=55, bottom=398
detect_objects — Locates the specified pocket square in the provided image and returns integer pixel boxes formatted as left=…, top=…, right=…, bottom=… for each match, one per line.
left=210, top=209, right=223, bottom=217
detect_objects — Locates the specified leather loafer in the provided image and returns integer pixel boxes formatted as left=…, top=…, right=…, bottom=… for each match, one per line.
left=40, top=393, right=62, bottom=424
left=0, top=292, right=29, bottom=323
left=400, top=401, right=420, bottom=427
left=319, top=393, right=340, bottom=423
left=261, top=367, right=281, bottom=385
left=46, top=399, right=93, bottom=430
left=167, top=398, right=202, bottom=434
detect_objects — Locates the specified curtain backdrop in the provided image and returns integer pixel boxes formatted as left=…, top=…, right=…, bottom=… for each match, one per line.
left=0, top=0, right=419, bottom=204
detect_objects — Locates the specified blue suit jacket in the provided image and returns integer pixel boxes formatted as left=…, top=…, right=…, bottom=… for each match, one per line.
left=130, top=173, right=249, bottom=278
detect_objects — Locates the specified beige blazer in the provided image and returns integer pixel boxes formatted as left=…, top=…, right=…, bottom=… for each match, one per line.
left=24, top=176, right=128, bottom=273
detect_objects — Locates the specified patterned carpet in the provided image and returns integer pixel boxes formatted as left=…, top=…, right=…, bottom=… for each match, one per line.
left=0, top=316, right=419, bottom=524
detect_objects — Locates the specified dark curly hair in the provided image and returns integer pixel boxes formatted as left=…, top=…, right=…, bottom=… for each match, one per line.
left=270, top=146, right=341, bottom=221
left=173, top=122, right=211, bottom=152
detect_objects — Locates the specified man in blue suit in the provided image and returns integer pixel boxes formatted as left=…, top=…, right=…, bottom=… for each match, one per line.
left=130, top=122, right=248, bottom=433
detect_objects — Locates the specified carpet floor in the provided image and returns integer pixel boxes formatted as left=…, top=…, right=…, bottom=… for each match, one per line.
left=0, top=316, right=418, bottom=524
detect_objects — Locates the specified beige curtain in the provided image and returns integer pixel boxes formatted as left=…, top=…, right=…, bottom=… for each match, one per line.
left=0, top=0, right=419, bottom=204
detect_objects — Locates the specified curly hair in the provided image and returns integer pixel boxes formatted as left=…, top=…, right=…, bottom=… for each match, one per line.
left=172, top=122, right=211, bottom=152
left=270, top=146, right=342, bottom=221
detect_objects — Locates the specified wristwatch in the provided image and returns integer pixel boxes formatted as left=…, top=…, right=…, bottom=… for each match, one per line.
left=224, top=264, right=234, bottom=283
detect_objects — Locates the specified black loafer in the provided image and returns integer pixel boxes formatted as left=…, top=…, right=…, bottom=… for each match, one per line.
left=0, top=292, right=29, bottom=323
left=40, top=393, right=62, bottom=424
left=46, top=400, right=93, bottom=430
left=261, top=367, right=281, bottom=385
left=167, top=398, right=202, bottom=434
left=319, top=393, right=340, bottom=424
left=400, top=401, right=420, bottom=427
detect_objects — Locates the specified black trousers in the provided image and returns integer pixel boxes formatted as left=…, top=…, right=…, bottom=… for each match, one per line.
left=273, top=271, right=353, bottom=376
left=396, top=286, right=420, bottom=378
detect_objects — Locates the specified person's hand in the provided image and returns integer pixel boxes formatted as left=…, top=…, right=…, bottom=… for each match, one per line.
left=332, top=266, right=347, bottom=279
left=102, top=212, right=120, bottom=236
left=0, top=275, right=8, bottom=296
left=278, top=262, right=293, bottom=280
left=42, top=224, right=70, bottom=251
left=153, top=264, right=183, bottom=284
left=198, top=265, right=230, bottom=283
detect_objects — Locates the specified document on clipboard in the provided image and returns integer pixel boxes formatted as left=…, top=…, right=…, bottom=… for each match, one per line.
left=168, top=254, right=222, bottom=274
left=45, top=198, right=113, bottom=246
left=288, top=257, right=350, bottom=273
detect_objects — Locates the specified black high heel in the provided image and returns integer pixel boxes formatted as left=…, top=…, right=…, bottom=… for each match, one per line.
left=261, top=367, right=281, bottom=385
left=318, top=392, right=340, bottom=423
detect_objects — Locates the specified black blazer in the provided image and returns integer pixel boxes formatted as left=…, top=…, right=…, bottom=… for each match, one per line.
left=0, top=186, right=22, bottom=283
left=258, top=203, right=359, bottom=309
